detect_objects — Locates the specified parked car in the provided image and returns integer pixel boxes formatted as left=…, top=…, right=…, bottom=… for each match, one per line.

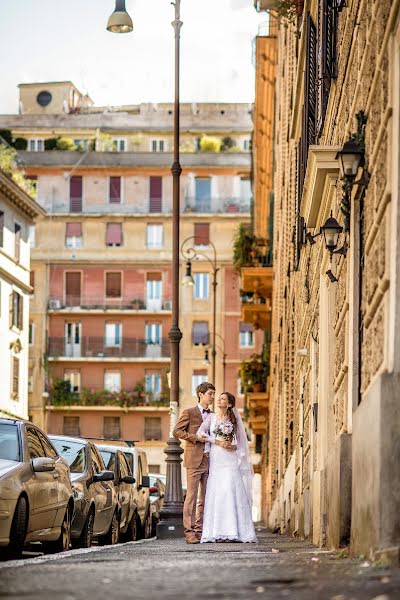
left=149, top=474, right=165, bottom=536
left=49, top=435, right=117, bottom=548
left=0, top=418, right=74, bottom=559
left=98, top=444, right=151, bottom=540
left=96, top=444, right=136, bottom=541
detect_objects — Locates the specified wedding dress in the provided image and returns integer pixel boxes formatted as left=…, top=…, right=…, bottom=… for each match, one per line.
left=198, top=410, right=257, bottom=543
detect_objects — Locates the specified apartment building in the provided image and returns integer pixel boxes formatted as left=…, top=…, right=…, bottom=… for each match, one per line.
left=0, top=82, right=258, bottom=474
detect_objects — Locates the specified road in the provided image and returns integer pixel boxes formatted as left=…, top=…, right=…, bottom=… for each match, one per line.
left=0, top=528, right=398, bottom=600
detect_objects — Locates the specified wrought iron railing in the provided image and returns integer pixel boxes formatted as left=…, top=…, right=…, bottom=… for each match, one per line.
left=48, top=337, right=171, bottom=359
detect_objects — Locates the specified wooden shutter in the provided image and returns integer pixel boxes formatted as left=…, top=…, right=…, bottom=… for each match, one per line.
left=9, top=293, right=13, bottom=328
left=304, top=14, right=317, bottom=151
left=149, top=177, right=162, bottom=212
left=14, top=223, right=21, bottom=262
left=109, top=177, right=121, bottom=203
left=106, top=223, right=122, bottom=246
left=12, top=356, right=19, bottom=397
left=105, top=272, right=122, bottom=298
left=144, top=417, right=162, bottom=441
left=318, top=0, right=337, bottom=136
left=147, top=272, right=162, bottom=282
left=63, top=416, right=80, bottom=436
left=30, top=271, right=35, bottom=290
left=66, top=223, right=82, bottom=237
left=65, top=272, right=81, bottom=306
left=70, top=176, right=83, bottom=212
left=104, top=416, right=121, bottom=440
left=0, top=211, right=4, bottom=247
left=17, top=293, right=23, bottom=330
left=192, top=321, right=209, bottom=345
left=194, top=223, right=210, bottom=246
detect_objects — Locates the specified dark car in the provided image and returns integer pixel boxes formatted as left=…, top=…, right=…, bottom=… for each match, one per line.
left=96, top=445, right=136, bottom=541
left=149, top=474, right=165, bottom=536
left=0, top=419, right=74, bottom=559
left=49, top=436, right=117, bottom=548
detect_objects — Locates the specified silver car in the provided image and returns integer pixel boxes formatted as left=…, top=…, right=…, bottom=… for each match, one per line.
left=0, top=418, right=74, bottom=559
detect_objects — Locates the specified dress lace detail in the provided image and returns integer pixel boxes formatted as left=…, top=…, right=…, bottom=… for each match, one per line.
left=198, top=414, right=257, bottom=544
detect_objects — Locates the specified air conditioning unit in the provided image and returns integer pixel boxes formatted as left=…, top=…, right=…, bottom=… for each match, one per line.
left=163, top=301, right=172, bottom=310
left=49, top=299, right=61, bottom=310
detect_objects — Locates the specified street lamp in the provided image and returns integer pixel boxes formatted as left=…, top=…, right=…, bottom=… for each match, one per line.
left=181, top=236, right=219, bottom=387
left=107, top=0, right=184, bottom=539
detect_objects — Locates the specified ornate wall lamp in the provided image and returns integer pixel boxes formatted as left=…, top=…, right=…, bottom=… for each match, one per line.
left=306, top=213, right=347, bottom=283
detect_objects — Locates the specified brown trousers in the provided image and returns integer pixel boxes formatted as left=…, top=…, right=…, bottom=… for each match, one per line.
left=183, top=454, right=209, bottom=534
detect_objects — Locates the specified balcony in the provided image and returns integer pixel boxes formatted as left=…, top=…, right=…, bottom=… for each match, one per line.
left=247, top=391, right=269, bottom=412
left=48, top=297, right=172, bottom=313
left=48, top=389, right=170, bottom=409
left=47, top=337, right=170, bottom=361
left=184, top=196, right=251, bottom=214
left=241, top=294, right=272, bottom=330
left=40, top=201, right=173, bottom=215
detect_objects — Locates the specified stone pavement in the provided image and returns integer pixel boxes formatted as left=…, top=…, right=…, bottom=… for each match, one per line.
left=0, top=528, right=399, bottom=600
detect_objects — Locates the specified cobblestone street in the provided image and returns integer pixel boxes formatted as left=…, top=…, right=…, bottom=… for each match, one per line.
left=0, top=528, right=399, bottom=600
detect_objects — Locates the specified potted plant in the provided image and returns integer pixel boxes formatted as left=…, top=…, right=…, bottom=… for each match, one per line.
left=239, top=354, right=269, bottom=393
left=233, top=224, right=257, bottom=271
left=131, top=298, right=145, bottom=310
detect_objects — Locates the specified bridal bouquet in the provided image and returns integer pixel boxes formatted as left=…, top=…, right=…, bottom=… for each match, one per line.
left=214, top=421, right=234, bottom=442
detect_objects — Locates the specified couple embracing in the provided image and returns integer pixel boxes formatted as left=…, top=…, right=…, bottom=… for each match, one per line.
left=173, top=382, right=257, bottom=544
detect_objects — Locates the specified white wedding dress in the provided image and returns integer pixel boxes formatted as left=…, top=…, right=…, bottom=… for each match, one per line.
left=198, top=411, right=257, bottom=543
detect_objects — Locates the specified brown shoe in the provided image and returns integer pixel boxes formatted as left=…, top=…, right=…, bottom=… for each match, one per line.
left=195, top=532, right=202, bottom=541
left=186, top=533, right=200, bottom=544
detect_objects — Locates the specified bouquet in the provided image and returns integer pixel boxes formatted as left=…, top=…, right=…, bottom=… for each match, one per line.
left=214, top=420, right=234, bottom=442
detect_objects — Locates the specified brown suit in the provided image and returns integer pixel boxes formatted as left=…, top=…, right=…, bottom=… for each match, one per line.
left=173, top=405, right=211, bottom=535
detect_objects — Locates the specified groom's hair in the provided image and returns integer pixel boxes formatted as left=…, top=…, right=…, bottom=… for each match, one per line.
left=196, top=381, right=215, bottom=399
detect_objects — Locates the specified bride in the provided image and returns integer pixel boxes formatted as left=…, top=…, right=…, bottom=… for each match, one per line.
left=197, top=392, right=257, bottom=543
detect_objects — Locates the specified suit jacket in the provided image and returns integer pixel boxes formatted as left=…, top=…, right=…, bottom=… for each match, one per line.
left=173, top=406, right=211, bottom=469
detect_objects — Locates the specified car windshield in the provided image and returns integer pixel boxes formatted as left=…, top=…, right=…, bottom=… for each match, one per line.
left=51, top=439, right=86, bottom=473
left=100, top=450, right=115, bottom=472
left=0, top=424, right=20, bottom=462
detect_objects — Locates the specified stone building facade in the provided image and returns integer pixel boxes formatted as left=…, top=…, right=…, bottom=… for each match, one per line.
left=255, top=0, right=400, bottom=562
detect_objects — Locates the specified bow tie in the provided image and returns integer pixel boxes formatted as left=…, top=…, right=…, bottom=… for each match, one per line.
left=203, top=409, right=211, bottom=414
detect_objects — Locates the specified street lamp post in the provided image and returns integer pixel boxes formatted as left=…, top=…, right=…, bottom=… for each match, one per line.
left=107, top=0, right=184, bottom=539
left=181, top=237, right=219, bottom=386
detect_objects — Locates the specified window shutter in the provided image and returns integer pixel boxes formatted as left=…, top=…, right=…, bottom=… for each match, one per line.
left=194, top=223, right=210, bottom=246
left=304, top=14, right=317, bottom=152
left=14, top=223, right=21, bottom=262
left=193, top=369, right=207, bottom=376
left=0, top=211, right=4, bottom=247
left=109, top=177, right=121, bottom=203
left=240, top=322, right=253, bottom=333
left=70, top=176, right=83, bottom=212
left=106, top=272, right=122, bottom=297
left=318, top=0, right=337, bottom=136
left=65, top=272, right=81, bottom=306
left=66, top=223, right=82, bottom=237
left=104, top=416, right=121, bottom=440
left=147, top=272, right=162, bottom=282
left=12, top=356, right=19, bottom=396
left=9, top=293, right=13, bottom=328
left=106, top=223, right=122, bottom=246
left=144, top=417, right=162, bottom=441
left=192, top=321, right=209, bottom=346
left=17, top=294, right=23, bottom=330
left=30, top=270, right=35, bottom=290
left=149, top=177, right=162, bottom=212
left=63, top=416, right=80, bottom=437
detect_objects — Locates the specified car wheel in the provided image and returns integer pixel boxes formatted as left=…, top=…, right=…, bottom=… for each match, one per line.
left=99, top=510, right=119, bottom=546
left=75, top=509, right=94, bottom=549
left=44, top=505, right=71, bottom=554
left=5, top=496, right=27, bottom=559
left=143, top=509, right=152, bottom=539
left=151, top=514, right=158, bottom=538
left=125, top=510, right=140, bottom=542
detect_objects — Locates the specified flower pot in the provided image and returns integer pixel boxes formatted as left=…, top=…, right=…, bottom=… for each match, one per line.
left=253, top=383, right=265, bottom=393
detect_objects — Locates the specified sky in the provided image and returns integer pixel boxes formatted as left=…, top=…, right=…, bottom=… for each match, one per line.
left=0, top=0, right=265, bottom=113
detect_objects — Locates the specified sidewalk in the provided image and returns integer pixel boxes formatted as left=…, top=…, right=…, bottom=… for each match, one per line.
left=0, top=528, right=399, bottom=600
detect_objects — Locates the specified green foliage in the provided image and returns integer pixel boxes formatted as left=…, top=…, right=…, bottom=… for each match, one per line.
left=179, top=139, right=196, bottom=153
left=233, top=223, right=256, bottom=271
left=273, top=0, right=299, bottom=21
left=221, top=136, right=236, bottom=152
left=0, top=129, right=12, bottom=145
left=51, top=379, right=78, bottom=406
left=13, top=138, right=28, bottom=150
left=44, top=138, right=58, bottom=151
left=0, top=146, right=36, bottom=197
left=199, top=135, right=222, bottom=153
left=56, top=137, right=77, bottom=151
left=239, top=354, right=269, bottom=392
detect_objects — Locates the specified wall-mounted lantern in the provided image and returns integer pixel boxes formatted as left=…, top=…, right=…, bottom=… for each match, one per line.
left=336, top=138, right=364, bottom=180
left=305, top=213, right=347, bottom=282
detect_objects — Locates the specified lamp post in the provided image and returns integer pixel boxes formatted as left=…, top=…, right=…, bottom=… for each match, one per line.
left=181, top=237, right=219, bottom=386
left=107, top=0, right=184, bottom=539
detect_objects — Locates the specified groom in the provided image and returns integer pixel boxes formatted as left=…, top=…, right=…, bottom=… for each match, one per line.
left=173, top=382, right=215, bottom=544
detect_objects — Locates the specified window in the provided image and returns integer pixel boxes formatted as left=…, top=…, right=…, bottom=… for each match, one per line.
left=65, top=222, right=82, bottom=248
left=105, top=272, right=122, bottom=298
left=239, top=323, right=254, bottom=348
left=64, top=370, right=80, bottom=392
left=240, top=177, right=251, bottom=202
left=28, top=225, right=36, bottom=248
left=145, top=373, right=161, bottom=395
left=194, top=273, right=209, bottom=300
left=65, top=272, right=81, bottom=306
left=146, top=273, right=162, bottom=309
left=149, top=176, right=162, bottom=212
left=9, top=291, right=23, bottom=330
left=148, top=464, right=160, bottom=474
left=63, top=416, right=80, bottom=437
left=104, top=416, right=121, bottom=440
left=29, top=321, right=34, bottom=345
left=104, top=371, right=121, bottom=393
left=28, top=139, right=44, bottom=152
left=192, top=371, right=208, bottom=397
left=151, top=140, right=165, bottom=152
left=11, top=356, right=19, bottom=398
left=243, top=139, right=251, bottom=151
left=105, top=323, right=122, bottom=347
left=69, top=176, right=83, bottom=212
left=194, top=223, right=209, bottom=246
left=145, top=323, right=161, bottom=345
left=109, top=176, right=121, bottom=204
left=106, top=223, right=122, bottom=247
left=195, top=178, right=211, bottom=211
left=144, top=417, right=162, bottom=441
left=146, top=224, right=163, bottom=249
left=27, top=428, right=45, bottom=458
left=113, top=138, right=126, bottom=152
left=14, top=222, right=21, bottom=262
left=73, top=139, right=89, bottom=151
left=192, top=321, right=209, bottom=346
left=0, top=211, right=3, bottom=247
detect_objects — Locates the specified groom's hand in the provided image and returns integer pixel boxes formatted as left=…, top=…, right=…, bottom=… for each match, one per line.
left=197, top=434, right=208, bottom=442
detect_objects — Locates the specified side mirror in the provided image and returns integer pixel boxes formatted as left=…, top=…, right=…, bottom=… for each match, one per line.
left=93, top=469, right=114, bottom=482
left=149, top=486, right=158, bottom=494
left=141, top=475, right=150, bottom=488
left=121, top=475, right=135, bottom=484
left=32, top=457, right=56, bottom=472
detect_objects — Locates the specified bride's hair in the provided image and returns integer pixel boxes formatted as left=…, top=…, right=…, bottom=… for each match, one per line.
left=222, top=392, right=237, bottom=434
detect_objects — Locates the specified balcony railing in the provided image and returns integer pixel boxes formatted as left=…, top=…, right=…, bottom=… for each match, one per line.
left=48, top=389, right=170, bottom=408
left=48, top=337, right=170, bottom=359
left=48, top=297, right=172, bottom=311
left=184, top=196, right=251, bottom=214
